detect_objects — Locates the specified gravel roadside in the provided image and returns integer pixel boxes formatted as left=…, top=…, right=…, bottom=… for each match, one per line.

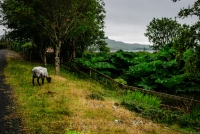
left=0, top=49, right=24, bottom=133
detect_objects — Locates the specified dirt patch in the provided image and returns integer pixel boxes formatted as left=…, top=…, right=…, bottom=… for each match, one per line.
left=0, top=49, right=24, bottom=133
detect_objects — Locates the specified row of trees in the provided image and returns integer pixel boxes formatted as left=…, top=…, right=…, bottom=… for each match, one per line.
left=0, top=0, right=108, bottom=75
left=144, top=0, right=200, bottom=77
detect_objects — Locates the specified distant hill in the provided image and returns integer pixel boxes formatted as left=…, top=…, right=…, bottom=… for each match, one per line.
left=106, top=38, right=152, bottom=50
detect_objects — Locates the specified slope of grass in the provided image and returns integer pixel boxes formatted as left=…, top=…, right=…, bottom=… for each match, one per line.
left=4, top=58, right=191, bottom=134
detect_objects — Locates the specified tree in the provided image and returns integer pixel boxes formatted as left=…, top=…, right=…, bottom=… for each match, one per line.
left=34, top=0, right=105, bottom=75
left=1, top=0, right=107, bottom=75
left=65, top=0, right=107, bottom=58
left=144, top=17, right=182, bottom=50
left=0, top=0, right=51, bottom=65
left=173, top=24, right=196, bottom=58
left=172, top=0, right=200, bottom=77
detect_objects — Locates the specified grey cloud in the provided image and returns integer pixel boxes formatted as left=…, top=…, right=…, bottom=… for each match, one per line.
left=103, top=0, right=198, bottom=44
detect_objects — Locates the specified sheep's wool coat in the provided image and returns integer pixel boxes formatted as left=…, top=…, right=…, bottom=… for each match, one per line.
left=32, top=66, right=49, bottom=78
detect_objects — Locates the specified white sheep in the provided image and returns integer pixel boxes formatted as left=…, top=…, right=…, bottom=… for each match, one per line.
left=32, top=66, right=52, bottom=85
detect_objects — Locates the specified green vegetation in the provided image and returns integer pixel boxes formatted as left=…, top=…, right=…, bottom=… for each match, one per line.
left=2, top=0, right=200, bottom=132
left=144, top=1, right=200, bottom=77
left=144, top=17, right=182, bottom=50
left=122, top=91, right=162, bottom=109
left=76, top=44, right=200, bottom=98
left=121, top=90, right=200, bottom=130
left=4, top=58, right=200, bottom=133
left=0, top=35, right=9, bottom=49
left=1, top=0, right=107, bottom=74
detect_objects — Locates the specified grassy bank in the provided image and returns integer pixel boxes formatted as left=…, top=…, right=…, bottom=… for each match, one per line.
left=4, top=58, right=193, bottom=133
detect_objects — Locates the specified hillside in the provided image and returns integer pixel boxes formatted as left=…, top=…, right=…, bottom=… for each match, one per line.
left=106, top=38, right=152, bottom=50
left=3, top=57, right=186, bottom=134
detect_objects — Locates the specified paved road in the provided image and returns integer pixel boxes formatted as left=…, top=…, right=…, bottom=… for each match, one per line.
left=0, top=49, right=24, bottom=133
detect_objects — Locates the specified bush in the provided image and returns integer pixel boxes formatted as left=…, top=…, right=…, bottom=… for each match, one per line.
left=121, top=90, right=200, bottom=131
left=76, top=45, right=200, bottom=96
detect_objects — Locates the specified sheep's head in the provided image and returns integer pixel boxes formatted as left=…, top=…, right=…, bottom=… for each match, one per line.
left=46, top=77, right=52, bottom=83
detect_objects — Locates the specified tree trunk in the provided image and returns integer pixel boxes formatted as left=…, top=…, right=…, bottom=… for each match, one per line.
left=72, top=50, right=75, bottom=60
left=40, top=49, right=47, bottom=66
left=70, top=39, right=76, bottom=60
left=43, top=51, right=47, bottom=66
left=30, top=50, right=32, bottom=62
left=55, top=40, right=61, bottom=75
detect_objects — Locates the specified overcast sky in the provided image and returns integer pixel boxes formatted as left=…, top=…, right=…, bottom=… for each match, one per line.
left=103, top=0, right=198, bottom=44
left=0, top=0, right=198, bottom=44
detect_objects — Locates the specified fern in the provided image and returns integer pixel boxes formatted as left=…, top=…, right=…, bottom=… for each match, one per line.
left=155, top=74, right=187, bottom=88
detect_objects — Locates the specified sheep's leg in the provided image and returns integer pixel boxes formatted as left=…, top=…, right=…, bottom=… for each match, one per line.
left=37, top=78, right=41, bottom=86
left=42, top=78, right=44, bottom=84
left=32, top=77, right=35, bottom=85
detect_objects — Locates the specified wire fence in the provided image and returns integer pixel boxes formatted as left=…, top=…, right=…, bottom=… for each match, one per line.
left=61, top=59, right=200, bottom=110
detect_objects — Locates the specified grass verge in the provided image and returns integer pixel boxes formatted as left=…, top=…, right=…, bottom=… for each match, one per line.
left=4, top=58, right=195, bottom=134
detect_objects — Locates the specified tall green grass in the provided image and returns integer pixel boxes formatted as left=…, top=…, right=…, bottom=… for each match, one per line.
left=121, top=90, right=161, bottom=112
left=121, top=90, right=200, bottom=132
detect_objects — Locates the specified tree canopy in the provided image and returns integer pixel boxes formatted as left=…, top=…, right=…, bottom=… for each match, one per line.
left=0, top=0, right=107, bottom=75
left=171, top=0, right=200, bottom=77
left=144, top=17, right=182, bottom=50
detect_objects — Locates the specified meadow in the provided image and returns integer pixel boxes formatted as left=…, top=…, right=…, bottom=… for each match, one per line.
left=4, top=58, right=197, bottom=134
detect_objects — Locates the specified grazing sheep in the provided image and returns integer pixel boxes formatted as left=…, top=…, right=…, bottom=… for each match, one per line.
left=32, top=66, right=52, bottom=85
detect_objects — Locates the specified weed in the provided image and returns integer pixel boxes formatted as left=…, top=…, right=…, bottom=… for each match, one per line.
left=86, top=93, right=104, bottom=100
left=179, top=106, right=200, bottom=129
left=120, top=89, right=200, bottom=132
left=121, top=90, right=161, bottom=111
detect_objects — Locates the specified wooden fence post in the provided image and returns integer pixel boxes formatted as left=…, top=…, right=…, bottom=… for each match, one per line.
left=89, top=69, right=91, bottom=77
left=61, top=60, right=200, bottom=107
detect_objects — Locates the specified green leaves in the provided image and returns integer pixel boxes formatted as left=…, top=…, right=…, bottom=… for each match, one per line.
left=128, top=62, right=152, bottom=78
left=144, top=17, right=181, bottom=50
left=155, top=74, right=187, bottom=88
left=93, top=62, right=115, bottom=69
left=77, top=44, right=200, bottom=94
left=171, top=1, right=200, bottom=78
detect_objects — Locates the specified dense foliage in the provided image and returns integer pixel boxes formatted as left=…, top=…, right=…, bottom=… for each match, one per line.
left=171, top=0, right=200, bottom=77
left=76, top=45, right=200, bottom=97
left=144, top=17, right=182, bottom=50
left=0, top=0, right=107, bottom=75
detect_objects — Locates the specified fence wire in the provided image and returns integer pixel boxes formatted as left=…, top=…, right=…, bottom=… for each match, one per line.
left=61, top=59, right=200, bottom=110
